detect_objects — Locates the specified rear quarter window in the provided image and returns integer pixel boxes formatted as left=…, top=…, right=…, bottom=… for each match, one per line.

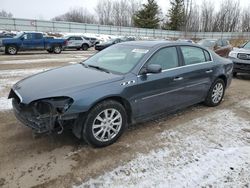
left=181, top=46, right=206, bottom=65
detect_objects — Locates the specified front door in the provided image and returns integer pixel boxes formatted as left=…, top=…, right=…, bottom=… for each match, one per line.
left=131, top=46, right=187, bottom=118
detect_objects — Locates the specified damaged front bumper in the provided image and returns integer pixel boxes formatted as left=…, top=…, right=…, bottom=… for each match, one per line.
left=9, top=89, right=78, bottom=134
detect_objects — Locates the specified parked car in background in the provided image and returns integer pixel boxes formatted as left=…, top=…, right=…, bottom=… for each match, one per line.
left=2, top=32, right=66, bottom=55
left=228, top=41, right=250, bottom=76
left=83, top=36, right=100, bottom=47
left=198, top=39, right=232, bottom=57
left=177, top=39, right=194, bottom=43
left=95, top=38, right=122, bottom=51
left=63, top=36, right=91, bottom=51
left=9, top=41, right=233, bottom=147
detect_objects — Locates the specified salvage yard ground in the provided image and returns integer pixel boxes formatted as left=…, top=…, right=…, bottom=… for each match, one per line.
left=0, top=50, right=249, bottom=188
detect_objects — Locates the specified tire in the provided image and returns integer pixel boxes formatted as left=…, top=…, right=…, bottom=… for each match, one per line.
left=53, top=45, right=62, bottom=54
left=233, top=72, right=237, bottom=77
left=82, top=100, right=127, bottom=147
left=81, top=44, right=88, bottom=51
left=76, top=48, right=81, bottom=51
left=6, top=45, right=18, bottom=55
left=204, top=79, right=225, bottom=107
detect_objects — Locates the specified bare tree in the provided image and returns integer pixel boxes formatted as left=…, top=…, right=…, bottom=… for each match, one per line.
left=185, top=2, right=200, bottom=32
left=0, top=10, right=13, bottom=18
left=95, top=0, right=140, bottom=26
left=200, top=0, right=215, bottom=32
left=241, top=6, right=250, bottom=32
left=212, top=0, right=241, bottom=32
left=95, top=0, right=113, bottom=25
left=52, top=8, right=96, bottom=24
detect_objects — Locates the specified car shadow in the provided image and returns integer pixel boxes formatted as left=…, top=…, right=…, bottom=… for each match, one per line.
left=234, top=73, right=250, bottom=80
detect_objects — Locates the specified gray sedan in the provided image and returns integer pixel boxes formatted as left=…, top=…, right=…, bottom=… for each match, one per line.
left=9, top=41, right=233, bottom=147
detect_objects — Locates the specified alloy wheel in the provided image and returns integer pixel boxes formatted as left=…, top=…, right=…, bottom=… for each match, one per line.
left=212, top=82, right=224, bottom=104
left=92, top=108, right=122, bottom=142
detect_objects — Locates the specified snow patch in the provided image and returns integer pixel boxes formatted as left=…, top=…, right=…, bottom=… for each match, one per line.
left=0, top=97, right=12, bottom=111
left=75, top=109, right=250, bottom=188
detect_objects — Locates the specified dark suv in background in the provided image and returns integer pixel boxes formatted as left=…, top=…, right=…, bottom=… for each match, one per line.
left=198, top=39, right=232, bottom=57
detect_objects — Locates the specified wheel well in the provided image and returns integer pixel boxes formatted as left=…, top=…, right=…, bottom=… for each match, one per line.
left=91, top=96, right=132, bottom=124
left=218, top=75, right=227, bottom=86
left=82, top=43, right=89, bottom=48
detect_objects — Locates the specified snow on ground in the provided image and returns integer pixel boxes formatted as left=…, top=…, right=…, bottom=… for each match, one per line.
left=0, top=68, right=51, bottom=111
left=237, top=100, right=250, bottom=110
left=0, top=97, right=12, bottom=111
left=76, top=109, right=250, bottom=188
left=0, top=57, right=88, bottom=64
left=0, top=68, right=49, bottom=79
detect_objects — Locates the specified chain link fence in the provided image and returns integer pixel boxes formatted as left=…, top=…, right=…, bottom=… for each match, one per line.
left=1, top=17, right=250, bottom=39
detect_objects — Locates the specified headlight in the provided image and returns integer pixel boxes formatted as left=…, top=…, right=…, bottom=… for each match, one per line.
left=32, top=97, right=74, bottom=115
left=228, top=52, right=238, bottom=58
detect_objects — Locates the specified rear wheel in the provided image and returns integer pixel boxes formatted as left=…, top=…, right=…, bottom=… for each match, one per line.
left=53, top=45, right=62, bottom=54
left=81, top=44, right=88, bottom=51
left=6, top=45, right=18, bottom=55
left=233, top=72, right=237, bottom=77
left=205, top=79, right=225, bottom=107
left=82, top=100, right=127, bottom=147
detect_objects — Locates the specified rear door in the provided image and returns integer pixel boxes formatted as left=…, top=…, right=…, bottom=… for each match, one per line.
left=133, top=46, right=188, bottom=118
left=177, top=45, right=215, bottom=102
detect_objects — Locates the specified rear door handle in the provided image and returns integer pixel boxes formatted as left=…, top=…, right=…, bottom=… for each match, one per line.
left=206, top=70, right=213, bottom=73
left=173, top=77, right=184, bottom=81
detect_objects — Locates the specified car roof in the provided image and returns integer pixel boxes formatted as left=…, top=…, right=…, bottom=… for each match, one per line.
left=119, top=40, right=172, bottom=48
left=119, top=40, right=202, bottom=49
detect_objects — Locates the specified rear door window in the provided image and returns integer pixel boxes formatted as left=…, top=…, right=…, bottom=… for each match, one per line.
left=75, top=37, right=83, bottom=40
left=181, top=46, right=206, bottom=65
left=34, top=33, right=43, bottom=40
left=147, top=47, right=179, bottom=70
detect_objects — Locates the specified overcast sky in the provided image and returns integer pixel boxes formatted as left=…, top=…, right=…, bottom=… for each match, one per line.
left=1, top=0, right=250, bottom=20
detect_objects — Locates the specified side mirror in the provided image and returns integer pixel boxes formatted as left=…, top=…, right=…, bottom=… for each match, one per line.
left=141, top=64, right=162, bottom=74
left=20, top=37, right=24, bottom=40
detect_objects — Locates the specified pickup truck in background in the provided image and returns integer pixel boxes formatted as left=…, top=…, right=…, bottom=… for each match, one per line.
left=2, top=32, right=67, bottom=55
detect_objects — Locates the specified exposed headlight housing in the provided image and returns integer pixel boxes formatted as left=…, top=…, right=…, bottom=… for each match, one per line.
left=32, top=97, right=74, bottom=116
left=228, top=52, right=238, bottom=58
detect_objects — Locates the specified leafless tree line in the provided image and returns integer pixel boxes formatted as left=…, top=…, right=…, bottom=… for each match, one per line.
left=51, top=0, right=140, bottom=27
left=52, top=8, right=97, bottom=24
left=95, top=0, right=141, bottom=26
left=185, top=0, right=248, bottom=32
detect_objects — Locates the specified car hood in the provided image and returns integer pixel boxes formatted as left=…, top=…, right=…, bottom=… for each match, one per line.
left=231, top=47, right=250, bottom=53
left=12, top=64, right=124, bottom=104
left=97, top=42, right=113, bottom=47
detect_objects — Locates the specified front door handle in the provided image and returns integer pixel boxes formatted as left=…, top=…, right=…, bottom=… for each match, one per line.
left=173, top=77, right=184, bottom=81
left=206, top=70, right=213, bottom=73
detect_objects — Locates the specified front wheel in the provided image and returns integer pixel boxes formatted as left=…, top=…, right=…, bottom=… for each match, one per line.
left=204, top=79, right=225, bottom=107
left=82, top=100, right=127, bottom=147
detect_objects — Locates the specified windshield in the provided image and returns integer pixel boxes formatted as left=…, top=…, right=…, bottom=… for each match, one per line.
left=198, top=39, right=216, bottom=47
left=84, top=45, right=149, bottom=74
left=243, top=42, right=250, bottom=49
left=14, top=32, right=24, bottom=39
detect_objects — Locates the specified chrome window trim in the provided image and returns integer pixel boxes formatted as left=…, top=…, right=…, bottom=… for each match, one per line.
left=137, top=45, right=214, bottom=76
left=137, top=61, right=214, bottom=78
